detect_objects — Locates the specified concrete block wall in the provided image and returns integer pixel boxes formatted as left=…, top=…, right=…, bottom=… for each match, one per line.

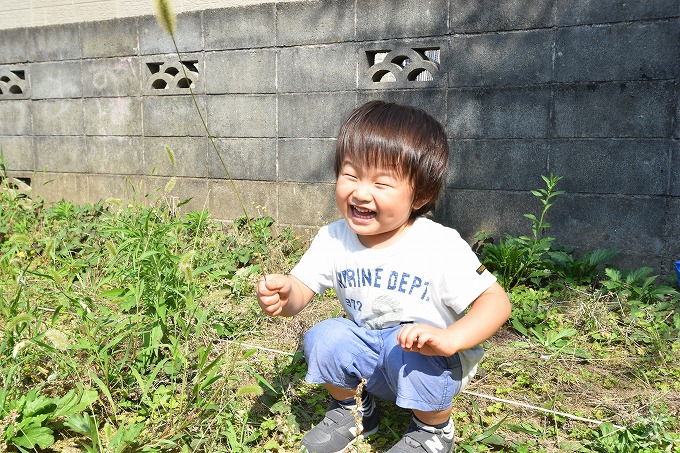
left=0, top=0, right=678, bottom=276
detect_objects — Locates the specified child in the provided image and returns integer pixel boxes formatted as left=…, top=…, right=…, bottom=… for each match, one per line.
left=256, top=100, right=511, bottom=453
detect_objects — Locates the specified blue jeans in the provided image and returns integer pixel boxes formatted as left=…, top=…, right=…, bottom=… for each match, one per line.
left=303, top=317, right=463, bottom=412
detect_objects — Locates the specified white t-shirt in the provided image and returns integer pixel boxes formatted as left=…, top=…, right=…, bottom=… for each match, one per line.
left=291, top=216, right=498, bottom=388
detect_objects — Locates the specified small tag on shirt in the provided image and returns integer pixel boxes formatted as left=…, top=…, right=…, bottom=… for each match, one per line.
left=475, top=265, right=486, bottom=275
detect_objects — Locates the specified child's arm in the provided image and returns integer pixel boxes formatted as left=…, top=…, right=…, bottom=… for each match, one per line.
left=256, top=274, right=316, bottom=317
left=397, top=282, right=511, bottom=356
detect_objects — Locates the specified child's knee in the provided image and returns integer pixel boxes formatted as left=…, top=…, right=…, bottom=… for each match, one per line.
left=302, top=318, right=354, bottom=356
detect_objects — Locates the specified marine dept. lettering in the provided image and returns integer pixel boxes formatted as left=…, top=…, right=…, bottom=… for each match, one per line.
left=337, top=267, right=430, bottom=301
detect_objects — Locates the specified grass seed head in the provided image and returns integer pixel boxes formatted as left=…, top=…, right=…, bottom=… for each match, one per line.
left=165, top=145, right=176, bottom=167
left=154, top=0, right=176, bottom=36
left=45, top=329, right=70, bottom=351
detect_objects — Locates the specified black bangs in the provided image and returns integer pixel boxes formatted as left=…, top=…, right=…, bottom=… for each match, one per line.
left=334, top=101, right=448, bottom=218
left=335, top=102, right=435, bottom=174
left=340, top=128, right=417, bottom=179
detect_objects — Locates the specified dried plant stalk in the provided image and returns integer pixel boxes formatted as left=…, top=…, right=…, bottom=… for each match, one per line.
left=352, top=378, right=368, bottom=450
left=153, top=0, right=268, bottom=276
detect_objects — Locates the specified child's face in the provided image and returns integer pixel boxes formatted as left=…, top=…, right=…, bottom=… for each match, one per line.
left=335, top=160, right=421, bottom=248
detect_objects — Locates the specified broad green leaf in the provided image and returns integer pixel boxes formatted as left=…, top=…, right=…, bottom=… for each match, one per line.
left=109, top=421, right=145, bottom=453
left=23, top=394, right=55, bottom=418
left=63, top=413, right=97, bottom=436
left=236, top=385, right=264, bottom=396
left=52, top=390, right=79, bottom=417
left=13, top=425, right=55, bottom=449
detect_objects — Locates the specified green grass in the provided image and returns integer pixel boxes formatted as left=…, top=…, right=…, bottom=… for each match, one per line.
left=0, top=172, right=678, bottom=452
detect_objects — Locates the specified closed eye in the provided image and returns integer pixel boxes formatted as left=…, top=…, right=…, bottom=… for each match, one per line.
left=375, top=178, right=396, bottom=188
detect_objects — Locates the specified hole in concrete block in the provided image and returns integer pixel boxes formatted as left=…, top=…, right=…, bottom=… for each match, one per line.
left=182, top=61, right=199, bottom=73
left=391, top=55, right=410, bottom=67
left=9, top=85, right=22, bottom=94
left=0, top=76, right=9, bottom=82
left=177, top=78, right=193, bottom=88
left=414, top=48, right=440, bottom=64
left=147, top=62, right=162, bottom=74
left=366, top=50, right=390, bottom=66
left=0, top=176, right=31, bottom=195
left=408, top=68, right=433, bottom=81
left=12, top=70, right=25, bottom=80
left=165, top=66, right=179, bottom=76
left=152, top=79, right=168, bottom=89
left=372, top=70, right=396, bottom=83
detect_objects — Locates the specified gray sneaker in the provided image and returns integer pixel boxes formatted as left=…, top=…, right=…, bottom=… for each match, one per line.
left=300, top=398, right=379, bottom=453
left=386, top=417, right=454, bottom=453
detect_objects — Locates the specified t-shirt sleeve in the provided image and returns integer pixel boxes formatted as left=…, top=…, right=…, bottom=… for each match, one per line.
left=437, top=229, right=498, bottom=314
left=290, top=226, right=336, bottom=295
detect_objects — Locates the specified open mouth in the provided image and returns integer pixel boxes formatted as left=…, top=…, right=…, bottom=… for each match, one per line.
left=351, top=205, right=376, bottom=220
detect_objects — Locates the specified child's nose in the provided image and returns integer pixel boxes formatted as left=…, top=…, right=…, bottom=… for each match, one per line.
left=352, top=182, right=372, bottom=201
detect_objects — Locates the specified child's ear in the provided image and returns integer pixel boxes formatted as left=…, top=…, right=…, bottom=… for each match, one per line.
left=412, top=197, right=428, bottom=211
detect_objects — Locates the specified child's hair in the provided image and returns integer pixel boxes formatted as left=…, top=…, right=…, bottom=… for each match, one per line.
left=334, top=100, right=449, bottom=219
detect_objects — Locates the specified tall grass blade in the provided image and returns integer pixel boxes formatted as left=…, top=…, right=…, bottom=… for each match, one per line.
left=87, top=371, right=117, bottom=414
left=129, top=358, right=169, bottom=398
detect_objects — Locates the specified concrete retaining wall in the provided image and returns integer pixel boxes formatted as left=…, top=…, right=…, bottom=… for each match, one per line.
left=0, top=0, right=678, bottom=276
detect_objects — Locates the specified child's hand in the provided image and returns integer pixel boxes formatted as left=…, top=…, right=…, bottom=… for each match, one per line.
left=396, top=323, right=457, bottom=357
left=398, top=283, right=511, bottom=356
left=256, top=274, right=291, bottom=317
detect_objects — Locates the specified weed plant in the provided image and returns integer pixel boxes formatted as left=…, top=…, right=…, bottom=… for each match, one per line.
left=469, top=174, right=679, bottom=452
left=1, top=158, right=678, bottom=452
left=0, top=161, right=304, bottom=451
